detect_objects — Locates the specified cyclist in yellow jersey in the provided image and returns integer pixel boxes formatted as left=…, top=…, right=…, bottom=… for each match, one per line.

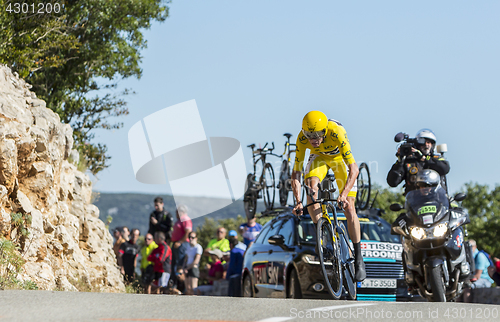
left=291, top=111, right=366, bottom=281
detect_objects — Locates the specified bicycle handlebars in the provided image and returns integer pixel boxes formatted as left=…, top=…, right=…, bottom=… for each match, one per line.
left=295, top=183, right=343, bottom=215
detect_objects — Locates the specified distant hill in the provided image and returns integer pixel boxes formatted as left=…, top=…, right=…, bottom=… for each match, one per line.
left=93, top=192, right=265, bottom=234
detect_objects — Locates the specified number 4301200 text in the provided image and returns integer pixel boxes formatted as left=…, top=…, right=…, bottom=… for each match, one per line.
left=6, top=2, right=61, bottom=14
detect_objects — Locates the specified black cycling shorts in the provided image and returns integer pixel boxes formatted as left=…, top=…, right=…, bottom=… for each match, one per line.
left=187, top=267, right=200, bottom=278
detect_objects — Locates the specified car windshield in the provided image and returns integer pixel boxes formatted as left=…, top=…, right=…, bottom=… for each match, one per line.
left=297, top=216, right=400, bottom=244
left=358, top=219, right=400, bottom=243
left=298, top=218, right=316, bottom=243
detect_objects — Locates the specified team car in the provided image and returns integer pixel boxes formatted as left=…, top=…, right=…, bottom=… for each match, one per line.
left=241, top=207, right=416, bottom=301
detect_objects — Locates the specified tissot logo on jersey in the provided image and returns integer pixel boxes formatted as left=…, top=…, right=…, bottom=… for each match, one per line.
left=361, top=242, right=403, bottom=261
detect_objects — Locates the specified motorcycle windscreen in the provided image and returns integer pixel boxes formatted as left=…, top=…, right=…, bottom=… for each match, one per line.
left=405, top=186, right=450, bottom=225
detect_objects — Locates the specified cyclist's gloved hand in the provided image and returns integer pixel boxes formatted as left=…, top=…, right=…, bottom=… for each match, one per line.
left=337, top=194, right=348, bottom=209
left=293, top=201, right=303, bottom=216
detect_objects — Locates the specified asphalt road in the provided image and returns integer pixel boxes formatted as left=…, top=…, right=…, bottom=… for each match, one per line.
left=0, top=291, right=499, bottom=322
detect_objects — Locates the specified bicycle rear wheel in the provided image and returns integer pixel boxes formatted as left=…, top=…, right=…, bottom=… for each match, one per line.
left=244, top=174, right=257, bottom=220
left=262, top=163, right=275, bottom=210
left=356, top=162, right=371, bottom=210
left=317, top=217, right=342, bottom=300
left=338, top=221, right=357, bottom=300
left=278, top=160, right=290, bottom=206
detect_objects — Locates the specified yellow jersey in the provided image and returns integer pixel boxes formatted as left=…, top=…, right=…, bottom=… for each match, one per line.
left=293, top=119, right=356, bottom=172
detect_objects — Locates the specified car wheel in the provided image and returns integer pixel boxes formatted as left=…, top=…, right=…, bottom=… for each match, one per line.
left=242, top=274, right=254, bottom=297
left=287, top=269, right=302, bottom=299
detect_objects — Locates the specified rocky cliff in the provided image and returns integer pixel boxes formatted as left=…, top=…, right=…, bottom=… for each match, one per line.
left=0, top=65, right=124, bottom=292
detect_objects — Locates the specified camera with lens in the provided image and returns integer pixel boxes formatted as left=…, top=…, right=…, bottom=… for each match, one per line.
left=394, top=132, right=426, bottom=159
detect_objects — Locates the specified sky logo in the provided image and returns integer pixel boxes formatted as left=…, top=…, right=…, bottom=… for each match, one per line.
left=128, top=100, right=246, bottom=219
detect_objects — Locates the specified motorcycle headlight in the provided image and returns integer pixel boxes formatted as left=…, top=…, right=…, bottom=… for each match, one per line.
left=410, top=227, right=426, bottom=240
left=433, top=223, right=448, bottom=237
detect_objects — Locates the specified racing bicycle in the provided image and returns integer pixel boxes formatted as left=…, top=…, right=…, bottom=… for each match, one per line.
left=303, top=175, right=357, bottom=300
left=244, top=142, right=279, bottom=219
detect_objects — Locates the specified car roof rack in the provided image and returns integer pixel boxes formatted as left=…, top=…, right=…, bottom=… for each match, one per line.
left=258, top=206, right=293, bottom=218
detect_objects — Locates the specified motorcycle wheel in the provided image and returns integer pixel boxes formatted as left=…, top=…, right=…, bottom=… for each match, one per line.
left=429, top=266, right=446, bottom=302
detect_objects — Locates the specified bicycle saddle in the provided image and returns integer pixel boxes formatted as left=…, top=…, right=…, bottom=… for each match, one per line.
left=283, top=133, right=292, bottom=139
left=247, top=144, right=256, bottom=149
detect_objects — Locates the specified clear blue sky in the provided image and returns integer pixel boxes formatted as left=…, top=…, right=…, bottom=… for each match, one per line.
left=92, top=0, right=500, bottom=197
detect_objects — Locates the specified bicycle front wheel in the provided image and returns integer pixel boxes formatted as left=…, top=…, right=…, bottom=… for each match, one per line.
left=262, top=163, right=275, bottom=210
left=317, top=217, right=342, bottom=300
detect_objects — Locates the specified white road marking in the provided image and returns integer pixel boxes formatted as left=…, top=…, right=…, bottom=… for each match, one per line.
left=256, top=302, right=376, bottom=322
left=256, top=317, right=294, bottom=322
left=307, top=303, right=376, bottom=311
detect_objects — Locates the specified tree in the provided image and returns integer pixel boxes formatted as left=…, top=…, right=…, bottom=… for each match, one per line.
left=369, top=183, right=406, bottom=224
left=461, top=183, right=500, bottom=257
left=0, top=0, right=170, bottom=174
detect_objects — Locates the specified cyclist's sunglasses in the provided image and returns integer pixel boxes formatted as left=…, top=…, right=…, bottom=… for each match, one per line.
left=302, top=129, right=326, bottom=140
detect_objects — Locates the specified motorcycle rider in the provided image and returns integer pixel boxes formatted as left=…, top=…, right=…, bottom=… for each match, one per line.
left=387, top=129, right=450, bottom=195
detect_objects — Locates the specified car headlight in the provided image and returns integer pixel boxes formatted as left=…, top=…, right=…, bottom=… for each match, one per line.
left=433, top=223, right=448, bottom=237
left=410, top=227, right=426, bottom=240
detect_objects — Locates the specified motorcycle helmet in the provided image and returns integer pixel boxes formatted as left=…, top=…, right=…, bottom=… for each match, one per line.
left=415, top=169, right=440, bottom=188
left=416, top=128, right=437, bottom=154
left=416, top=128, right=437, bottom=143
left=302, top=111, right=328, bottom=140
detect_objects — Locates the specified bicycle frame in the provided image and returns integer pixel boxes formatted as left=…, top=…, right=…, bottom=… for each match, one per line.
left=281, top=134, right=296, bottom=164
left=303, top=177, right=356, bottom=291
left=248, top=142, right=278, bottom=175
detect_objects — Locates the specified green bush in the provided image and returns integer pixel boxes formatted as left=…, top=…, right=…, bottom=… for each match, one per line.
left=0, top=238, right=25, bottom=290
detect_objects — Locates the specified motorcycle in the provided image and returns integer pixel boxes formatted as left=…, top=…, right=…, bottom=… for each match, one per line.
left=390, top=169, right=474, bottom=302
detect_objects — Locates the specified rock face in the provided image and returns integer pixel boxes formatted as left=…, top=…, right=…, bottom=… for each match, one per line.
left=0, top=65, right=125, bottom=292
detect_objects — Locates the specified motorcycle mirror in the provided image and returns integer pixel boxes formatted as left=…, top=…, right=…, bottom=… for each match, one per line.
left=394, top=132, right=406, bottom=143
left=454, top=192, right=466, bottom=202
left=389, top=203, right=403, bottom=212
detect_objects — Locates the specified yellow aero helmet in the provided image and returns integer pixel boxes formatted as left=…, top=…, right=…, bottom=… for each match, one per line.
left=302, top=111, right=328, bottom=140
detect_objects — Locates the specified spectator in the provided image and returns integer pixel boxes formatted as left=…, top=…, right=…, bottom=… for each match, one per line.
left=140, top=233, right=158, bottom=294
left=239, top=217, right=262, bottom=248
left=113, top=226, right=128, bottom=260
left=118, top=228, right=140, bottom=283
left=148, top=231, right=172, bottom=294
left=228, top=230, right=247, bottom=251
left=183, top=232, right=203, bottom=295
left=204, top=227, right=230, bottom=261
left=194, top=249, right=224, bottom=295
left=148, top=197, right=174, bottom=243
left=463, top=240, right=494, bottom=302
left=488, top=255, right=500, bottom=286
left=171, top=205, right=192, bottom=291
left=226, top=237, right=246, bottom=297
left=121, top=226, right=130, bottom=241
